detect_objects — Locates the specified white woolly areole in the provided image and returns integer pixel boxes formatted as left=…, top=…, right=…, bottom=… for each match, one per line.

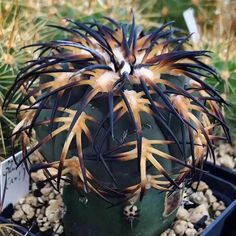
left=95, top=71, right=119, bottom=92
left=124, top=90, right=139, bottom=107
left=120, top=61, right=131, bottom=75
left=113, top=47, right=131, bottom=74
left=134, top=67, right=154, bottom=80
left=113, top=47, right=125, bottom=63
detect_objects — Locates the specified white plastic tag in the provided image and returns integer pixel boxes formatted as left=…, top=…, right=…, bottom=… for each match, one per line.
left=0, top=151, right=30, bottom=209
left=183, top=8, right=200, bottom=43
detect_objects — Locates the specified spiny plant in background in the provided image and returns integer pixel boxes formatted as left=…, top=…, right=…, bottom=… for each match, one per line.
left=4, top=14, right=230, bottom=236
left=205, top=50, right=236, bottom=135
left=191, top=0, right=236, bottom=135
left=0, top=1, right=48, bottom=158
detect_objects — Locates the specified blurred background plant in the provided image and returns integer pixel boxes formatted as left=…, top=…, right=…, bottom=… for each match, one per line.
left=1, top=0, right=236, bottom=158
left=191, top=0, right=236, bottom=135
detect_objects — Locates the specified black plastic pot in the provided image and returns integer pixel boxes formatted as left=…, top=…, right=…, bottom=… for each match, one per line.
left=204, top=161, right=236, bottom=186
left=202, top=200, right=236, bottom=236
left=199, top=171, right=236, bottom=236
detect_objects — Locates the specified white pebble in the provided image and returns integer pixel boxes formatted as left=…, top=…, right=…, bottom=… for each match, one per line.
left=41, top=187, right=53, bottom=197
left=185, top=228, right=197, bottom=236
left=12, top=210, right=25, bottom=221
left=190, top=192, right=207, bottom=205
left=25, top=195, right=37, bottom=206
left=218, top=155, right=234, bottom=169
left=45, top=199, right=64, bottom=223
left=191, top=181, right=209, bottom=191
left=189, top=204, right=209, bottom=223
left=176, top=207, right=189, bottom=221
left=187, top=222, right=194, bottom=229
left=54, top=224, right=64, bottom=234
left=212, top=202, right=220, bottom=211
left=214, top=210, right=221, bottom=217
left=173, top=220, right=187, bottom=236
left=22, top=204, right=35, bottom=219
left=39, top=226, right=50, bottom=232
left=205, top=190, right=217, bottom=204
left=18, top=198, right=25, bottom=204
left=49, top=192, right=55, bottom=200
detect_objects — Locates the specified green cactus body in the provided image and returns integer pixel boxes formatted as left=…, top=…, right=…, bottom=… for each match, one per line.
left=5, top=15, right=229, bottom=236
left=63, top=186, right=180, bottom=236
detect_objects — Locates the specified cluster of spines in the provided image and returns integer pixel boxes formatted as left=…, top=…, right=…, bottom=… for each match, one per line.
left=4, top=16, right=230, bottom=202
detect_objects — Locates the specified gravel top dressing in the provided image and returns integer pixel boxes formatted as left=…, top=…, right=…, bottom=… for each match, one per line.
left=7, top=173, right=226, bottom=236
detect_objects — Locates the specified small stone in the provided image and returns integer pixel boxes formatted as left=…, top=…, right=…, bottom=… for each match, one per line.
left=205, top=218, right=213, bottom=226
left=14, top=204, right=22, bottom=210
left=187, top=222, right=194, bottom=229
left=37, top=219, right=44, bottom=225
left=41, top=187, right=52, bottom=197
left=54, top=224, right=63, bottom=234
left=205, top=190, right=217, bottom=204
left=25, top=195, right=37, bottom=206
left=189, top=204, right=209, bottom=223
left=160, top=230, right=169, bottom=236
left=218, top=201, right=226, bottom=211
left=176, top=207, right=189, bottom=221
left=22, top=204, right=35, bottom=219
left=234, top=157, right=236, bottom=165
left=190, top=192, right=207, bottom=205
left=205, top=189, right=212, bottom=196
left=186, top=188, right=193, bottom=195
left=39, top=226, right=50, bottom=232
left=12, top=210, right=25, bottom=221
left=31, top=168, right=57, bottom=182
left=168, top=229, right=176, bottom=236
left=39, top=207, right=45, bottom=214
left=37, top=214, right=43, bottom=220
left=21, top=219, right=26, bottom=224
left=18, top=198, right=25, bottom=204
left=161, top=229, right=176, bottom=236
left=191, top=181, right=209, bottom=192
left=26, top=212, right=35, bottom=219
left=31, top=170, right=46, bottom=182
left=173, top=220, right=188, bottom=236
left=185, top=228, right=197, bottom=236
left=218, top=155, right=234, bottom=169
left=43, top=222, right=50, bottom=227
left=212, top=202, right=220, bottom=211
left=214, top=210, right=221, bottom=217
left=31, top=182, right=38, bottom=191
left=208, top=195, right=217, bottom=204
left=49, top=192, right=55, bottom=200
left=54, top=189, right=60, bottom=195
left=45, top=199, right=64, bottom=223
left=197, top=228, right=204, bottom=234
left=38, top=197, right=44, bottom=204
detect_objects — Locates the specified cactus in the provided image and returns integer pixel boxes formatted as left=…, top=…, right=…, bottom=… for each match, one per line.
left=4, top=16, right=230, bottom=236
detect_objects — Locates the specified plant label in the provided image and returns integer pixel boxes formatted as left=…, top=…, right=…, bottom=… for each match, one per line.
left=183, top=8, right=200, bottom=43
left=0, top=151, right=30, bottom=209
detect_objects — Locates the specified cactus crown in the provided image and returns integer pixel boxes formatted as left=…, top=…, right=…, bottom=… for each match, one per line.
left=4, top=16, right=230, bottom=202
